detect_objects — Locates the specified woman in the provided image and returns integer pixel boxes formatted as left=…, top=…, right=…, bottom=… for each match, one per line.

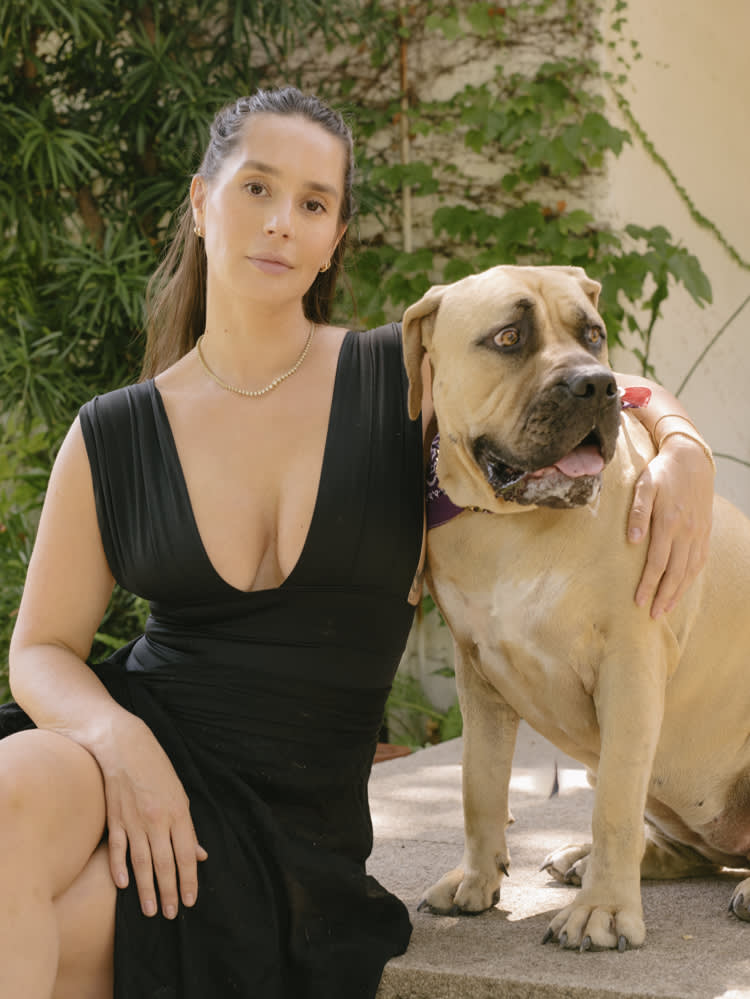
left=2, top=87, right=713, bottom=998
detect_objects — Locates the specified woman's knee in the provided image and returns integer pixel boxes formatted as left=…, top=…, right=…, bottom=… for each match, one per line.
left=0, top=729, right=107, bottom=890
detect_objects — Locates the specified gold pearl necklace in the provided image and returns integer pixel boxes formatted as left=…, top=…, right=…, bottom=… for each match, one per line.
left=196, top=322, right=316, bottom=398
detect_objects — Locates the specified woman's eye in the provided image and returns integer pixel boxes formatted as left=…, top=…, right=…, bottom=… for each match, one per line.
left=493, top=327, right=520, bottom=348
left=246, top=182, right=266, bottom=196
left=304, top=199, right=325, bottom=214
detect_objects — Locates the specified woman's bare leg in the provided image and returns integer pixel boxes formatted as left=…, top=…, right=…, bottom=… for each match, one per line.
left=54, top=843, right=116, bottom=999
left=0, top=728, right=113, bottom=998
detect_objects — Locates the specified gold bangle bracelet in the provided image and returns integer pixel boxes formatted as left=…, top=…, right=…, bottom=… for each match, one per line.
left=652, top=412, right=699, bottom=439
left=657, top=429, right=716, bottom=474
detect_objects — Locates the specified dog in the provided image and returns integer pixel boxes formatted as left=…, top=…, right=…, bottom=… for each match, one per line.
left=402, top=264, right=750, bottom=951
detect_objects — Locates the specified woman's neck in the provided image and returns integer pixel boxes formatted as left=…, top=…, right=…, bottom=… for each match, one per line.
left=201, top=295, right=313, bottom=387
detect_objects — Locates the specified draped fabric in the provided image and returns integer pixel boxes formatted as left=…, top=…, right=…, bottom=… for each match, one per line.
left=0, top=325, right=423, bottom=998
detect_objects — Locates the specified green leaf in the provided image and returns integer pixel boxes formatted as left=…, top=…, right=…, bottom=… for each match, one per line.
left=443, top=258, right=475, bottom=282
left=466, top=3, right=492, bottom=34
left=667, top=252, right=713, bottom=306
left=392, top=248, right=434, bottom=273
left=439, top=701, right=463, bottom=741
left=425, top=12, right=462, bottom=39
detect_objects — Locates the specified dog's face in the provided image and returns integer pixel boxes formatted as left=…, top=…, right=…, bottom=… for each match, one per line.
left=404, top=265, right=622, bottom=512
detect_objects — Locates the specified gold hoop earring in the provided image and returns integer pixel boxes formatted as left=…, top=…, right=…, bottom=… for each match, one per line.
left=194, top=224, right=204, bottom=238
left=319, top=260, right=331, bottom=273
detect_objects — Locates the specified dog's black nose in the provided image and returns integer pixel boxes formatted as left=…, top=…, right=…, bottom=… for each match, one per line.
left=566, top=368, right=618, bottom=402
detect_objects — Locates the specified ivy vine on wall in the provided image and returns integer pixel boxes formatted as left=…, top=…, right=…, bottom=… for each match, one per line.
left=333, top=0, right=712, bottom=384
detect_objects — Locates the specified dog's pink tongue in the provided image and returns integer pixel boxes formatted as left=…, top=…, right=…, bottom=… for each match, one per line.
left=553, top=445, right=604, bottom=478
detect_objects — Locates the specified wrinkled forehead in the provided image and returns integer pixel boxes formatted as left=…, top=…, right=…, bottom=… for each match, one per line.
left=434, top=266, right=598, bottom=335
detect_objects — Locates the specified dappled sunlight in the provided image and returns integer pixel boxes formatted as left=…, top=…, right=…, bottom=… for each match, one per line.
left=370, top=735, right=595, bottom=843
left=510, top=764, right=590, bottom=797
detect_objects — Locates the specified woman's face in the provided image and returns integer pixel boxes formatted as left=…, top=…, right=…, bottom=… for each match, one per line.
left=191, top=112, right=347, bottom=310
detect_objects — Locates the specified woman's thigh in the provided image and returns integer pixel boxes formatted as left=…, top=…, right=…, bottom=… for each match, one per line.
left=54, top=843, right=116, bottom=999
left=0, top=728, right=116, bottom=996
left=0, top=727, right=107, bottom=894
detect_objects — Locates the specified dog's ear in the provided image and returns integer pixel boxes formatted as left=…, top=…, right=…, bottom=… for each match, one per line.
left=545, top=265, right=602, bottom=310
left=564, top=266, right=602, bottom=309
left=576, top=271, right=601, bottom=310
left=402, top=284, right=447, bottom=420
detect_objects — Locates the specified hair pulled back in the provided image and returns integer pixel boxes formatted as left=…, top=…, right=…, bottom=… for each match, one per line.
left=141, top=87, right=355, bottom=379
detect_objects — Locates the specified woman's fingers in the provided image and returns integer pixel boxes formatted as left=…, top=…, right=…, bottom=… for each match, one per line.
left=107, top=820, right=130, bottom=890
left=170, top=820, right=207, bottom=909
left=105, top=775, right=205, bottom=917
left=628, top=466, right=669, bottom=612
left=647, top=531, right=691, bottom=618
left=626, top=465, right=656, bottom=548
left=628, top=439, right=713, bottom=618
left=129, top=827, right=161, bottom=916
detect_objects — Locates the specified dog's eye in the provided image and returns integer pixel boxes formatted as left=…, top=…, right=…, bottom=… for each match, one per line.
left=585, top=325, right=604, bottom=347
left=493, top=327, right=520, bottom=349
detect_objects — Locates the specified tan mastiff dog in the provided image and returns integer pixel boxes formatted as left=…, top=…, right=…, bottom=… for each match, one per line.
left=402, top=264, right=750, bottom=952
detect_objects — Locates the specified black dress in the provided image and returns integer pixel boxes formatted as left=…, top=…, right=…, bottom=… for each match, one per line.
left=0, top=324, right=423, bottom=998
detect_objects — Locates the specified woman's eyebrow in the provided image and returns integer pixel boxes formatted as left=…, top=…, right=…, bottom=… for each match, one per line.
left=237, top=159, right=339, bottom=197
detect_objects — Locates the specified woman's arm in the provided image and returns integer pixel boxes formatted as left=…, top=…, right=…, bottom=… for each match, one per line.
left=9, top=418, right=206, bottom=918
left=614, top=371, right=715, bottom=619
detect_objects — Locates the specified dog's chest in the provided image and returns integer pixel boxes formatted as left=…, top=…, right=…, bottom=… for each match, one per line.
left=431, top=567, right=602, bottom=748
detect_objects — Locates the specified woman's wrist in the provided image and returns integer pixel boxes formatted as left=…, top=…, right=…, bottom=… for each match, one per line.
left=76, top=706, right=150, bottom=765
left=653, top=414, right=716, bottom=474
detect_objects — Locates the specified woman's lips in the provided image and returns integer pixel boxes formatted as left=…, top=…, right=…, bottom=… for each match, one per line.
left=249, top=256, right=292, bottom=275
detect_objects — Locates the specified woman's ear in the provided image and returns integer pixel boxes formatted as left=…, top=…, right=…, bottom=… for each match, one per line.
left=190, top=175, right=207, bottom=229
left=332, top=222, right=348, bottom=254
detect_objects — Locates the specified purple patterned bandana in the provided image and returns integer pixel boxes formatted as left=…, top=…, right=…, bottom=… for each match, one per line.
left=426, top=435, right=465, bottom=529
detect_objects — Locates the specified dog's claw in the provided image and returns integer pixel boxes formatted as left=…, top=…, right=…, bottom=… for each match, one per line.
left=417, top=898, right=454, bottom=915
left=729, top=890, right=750, bottom=920
left=559, top=931, right=568, bottom=948
left=499, top=862, right=509, bottom=877
left=617, top=935, right=627, bottom=952
left=580, top=935, right=592, bottom=953
left=417, top=896, right=498, bottom=918
left=542, top=927, right=554, bottom=944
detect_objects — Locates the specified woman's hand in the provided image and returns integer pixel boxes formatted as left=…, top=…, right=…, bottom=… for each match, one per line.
left=97, top=713, right=208, bottom=919
left=627, top=435, right=714, bottom=618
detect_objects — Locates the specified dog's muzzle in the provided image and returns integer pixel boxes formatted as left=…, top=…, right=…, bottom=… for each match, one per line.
left=472, top=435, right=606, bottom=508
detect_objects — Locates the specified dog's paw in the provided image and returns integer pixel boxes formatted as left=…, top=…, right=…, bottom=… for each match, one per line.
left=540, top=843, right=591, bottom=886
left=542, top=895, right=645, bottom=952
left=418, top=865, right=504, bottom=916
left=729, top=877, right=750, bottom=922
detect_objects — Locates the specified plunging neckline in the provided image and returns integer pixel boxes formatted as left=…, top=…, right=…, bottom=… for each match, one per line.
left=149, top=330, right=354, bottom=597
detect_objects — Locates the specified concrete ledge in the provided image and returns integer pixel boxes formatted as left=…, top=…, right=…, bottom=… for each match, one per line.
left=369, top=725, right=750, bottom=999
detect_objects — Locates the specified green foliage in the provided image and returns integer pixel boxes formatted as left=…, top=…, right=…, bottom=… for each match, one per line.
left=340, top=20, right=711, bottom=341
left=0, top=0, right=714, bottom=703
left=0, top=512, right=34, bottom=703
left=384, top=670, right=462, bottom=748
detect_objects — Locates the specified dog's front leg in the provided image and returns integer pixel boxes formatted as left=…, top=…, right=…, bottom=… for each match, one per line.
left=420, top=642, right=519, bottom=915
left=545, top=649, right=668, bottom=951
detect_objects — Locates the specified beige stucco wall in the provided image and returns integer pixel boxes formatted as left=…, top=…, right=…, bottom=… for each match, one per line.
left=605, top=0, right=750, bottom=515
left=400, top=1, right=750, bottom=715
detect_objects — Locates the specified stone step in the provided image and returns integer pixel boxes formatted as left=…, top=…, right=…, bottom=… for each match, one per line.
left=369, top=724, right=750, bottom=999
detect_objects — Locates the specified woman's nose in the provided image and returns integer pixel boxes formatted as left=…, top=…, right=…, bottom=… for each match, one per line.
left=263, top=199, right=293, bottom=237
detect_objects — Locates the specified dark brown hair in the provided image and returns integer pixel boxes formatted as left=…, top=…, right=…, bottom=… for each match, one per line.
left=141, top=87, right=356, bottom=379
